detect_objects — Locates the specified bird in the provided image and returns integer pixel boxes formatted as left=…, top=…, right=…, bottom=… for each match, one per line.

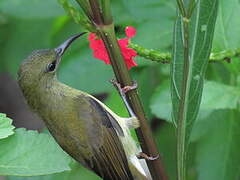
left=18, top=33, right=150, bottom=180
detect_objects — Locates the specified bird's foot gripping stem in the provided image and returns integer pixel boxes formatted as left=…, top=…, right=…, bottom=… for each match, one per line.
left=110, top=79, right=138, bottom=117
left=122, top=81, right=138, bottom=93
left=137, top=152, right=160, bottom=161
left=110, top=79, right=138, bottom=94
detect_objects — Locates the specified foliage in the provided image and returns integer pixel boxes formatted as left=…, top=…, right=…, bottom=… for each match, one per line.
left=0, top=127, right=72, bottom=176
left=0, top=0, right=240, bottom=179
left=7, top=161, right=101, bottom=180
left=0, top=113, right=15, bottom=139
left=172, top=1, right=218, bottom=178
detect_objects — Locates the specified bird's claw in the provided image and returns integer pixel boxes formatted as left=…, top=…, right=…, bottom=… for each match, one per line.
left=122, top=80, right=138, bottom=93
left=110, top=79, right=138, bottom=94
left=137, top=152, right=159, bottom=161
left=110, top=79, right=122, bottom=90
left=110, top=79, right=138, bottom=117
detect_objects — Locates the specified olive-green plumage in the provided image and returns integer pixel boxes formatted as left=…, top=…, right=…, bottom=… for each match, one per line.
left=18, top=34, right=148, bottom=180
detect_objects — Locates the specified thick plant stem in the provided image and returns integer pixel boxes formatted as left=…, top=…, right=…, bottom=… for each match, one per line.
left=176, top=17, right=190, bottom=180
left=97, top=24, right=168, bottom=180
left=175, top=0, right=192, bottom=178
left=72, top=1, right=167, bottom=179
left=101, top=0, right=112, bottom=24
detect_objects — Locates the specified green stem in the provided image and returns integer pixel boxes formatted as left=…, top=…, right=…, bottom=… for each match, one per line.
left=98, top=23, right=168, bottom=180
left=129, top=42, right=240, bottom=64
left=75, top=0, right=94, bottom=22
left=128, top=42, right=171, bottom=64
left=101, top=0, right=112, bottom=25
left=174, top=2, right=191, bottom=180
left=187, top=0, right=199, bottom=18
left=176, top=0, right=186, bottom=16
left=209, top=48, right=240, bottom=63
left=57, top=1, right=240, bottom=64
left=176, top=16, right=190, bottom=180
left=89, top=0, right=102, bottom=25
left=97, top=25, right=128, bottom=82
left=70, top=0, right=168, bottom=179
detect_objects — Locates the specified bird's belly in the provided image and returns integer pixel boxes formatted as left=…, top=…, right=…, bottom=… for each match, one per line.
left=42, top=114, right=90, bottom=167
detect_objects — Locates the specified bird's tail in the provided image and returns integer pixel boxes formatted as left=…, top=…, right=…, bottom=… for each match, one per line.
left=129, top=161, right=149, bottom=180
left=128, top=155, right=152, bottom=180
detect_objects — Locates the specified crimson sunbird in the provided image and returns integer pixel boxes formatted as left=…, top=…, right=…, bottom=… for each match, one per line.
left=18, top=33, right=150, bottom=180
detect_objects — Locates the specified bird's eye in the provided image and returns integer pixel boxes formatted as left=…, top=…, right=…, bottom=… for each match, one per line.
left=46, top=61, right=56, bottom=72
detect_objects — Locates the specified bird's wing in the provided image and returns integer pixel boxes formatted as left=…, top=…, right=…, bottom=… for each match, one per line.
left=76, top=94, right=134, bottom=180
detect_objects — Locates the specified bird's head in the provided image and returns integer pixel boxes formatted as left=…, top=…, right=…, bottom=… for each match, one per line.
left=18, top=32, right=86, bottom=89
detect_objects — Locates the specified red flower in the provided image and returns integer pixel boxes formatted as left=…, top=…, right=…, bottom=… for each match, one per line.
left=125, top=26, right=136, bottom=38
left=88, top=26, right=138, bottom=70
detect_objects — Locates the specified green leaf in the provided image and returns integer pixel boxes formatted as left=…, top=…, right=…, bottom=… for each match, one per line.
left=213, top=0, right=240, bottom=51
left=0, top=128, right=71, bottom=176
left=201, top=81, right=240, bottom=110
left=0, top=113, right=15, bottom=139
left=172, top=0, right=219, bottom=143
left=0, top=0, right=64, bottom=19
left=211, top=0, right=240, bottom=78
left=191, top=79, right=240, bottom=143
left=150, top=81, right=172, bottom=122
left=7, top=161, right=101, bottom=180
left=151, top=80, right=240, bottom=122
left=205, top=60, right=232, bottom=84
left=172, top=0, right=218, bottom=179
left=195, top=109, right=240, bottom=180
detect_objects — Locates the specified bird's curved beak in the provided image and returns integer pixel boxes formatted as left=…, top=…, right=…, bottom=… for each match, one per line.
left=55, top=32, right=87, bottom=57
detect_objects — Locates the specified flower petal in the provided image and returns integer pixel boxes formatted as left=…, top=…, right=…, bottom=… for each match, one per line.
left=88, top=29, right=138, bottom=70
left=88, top=33, right=110, bottom=64
left=125, top=26, right=136, bottom=38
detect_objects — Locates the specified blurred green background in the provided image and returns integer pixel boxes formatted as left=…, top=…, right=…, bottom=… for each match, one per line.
left=0, top=0, right=240, bottom=180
